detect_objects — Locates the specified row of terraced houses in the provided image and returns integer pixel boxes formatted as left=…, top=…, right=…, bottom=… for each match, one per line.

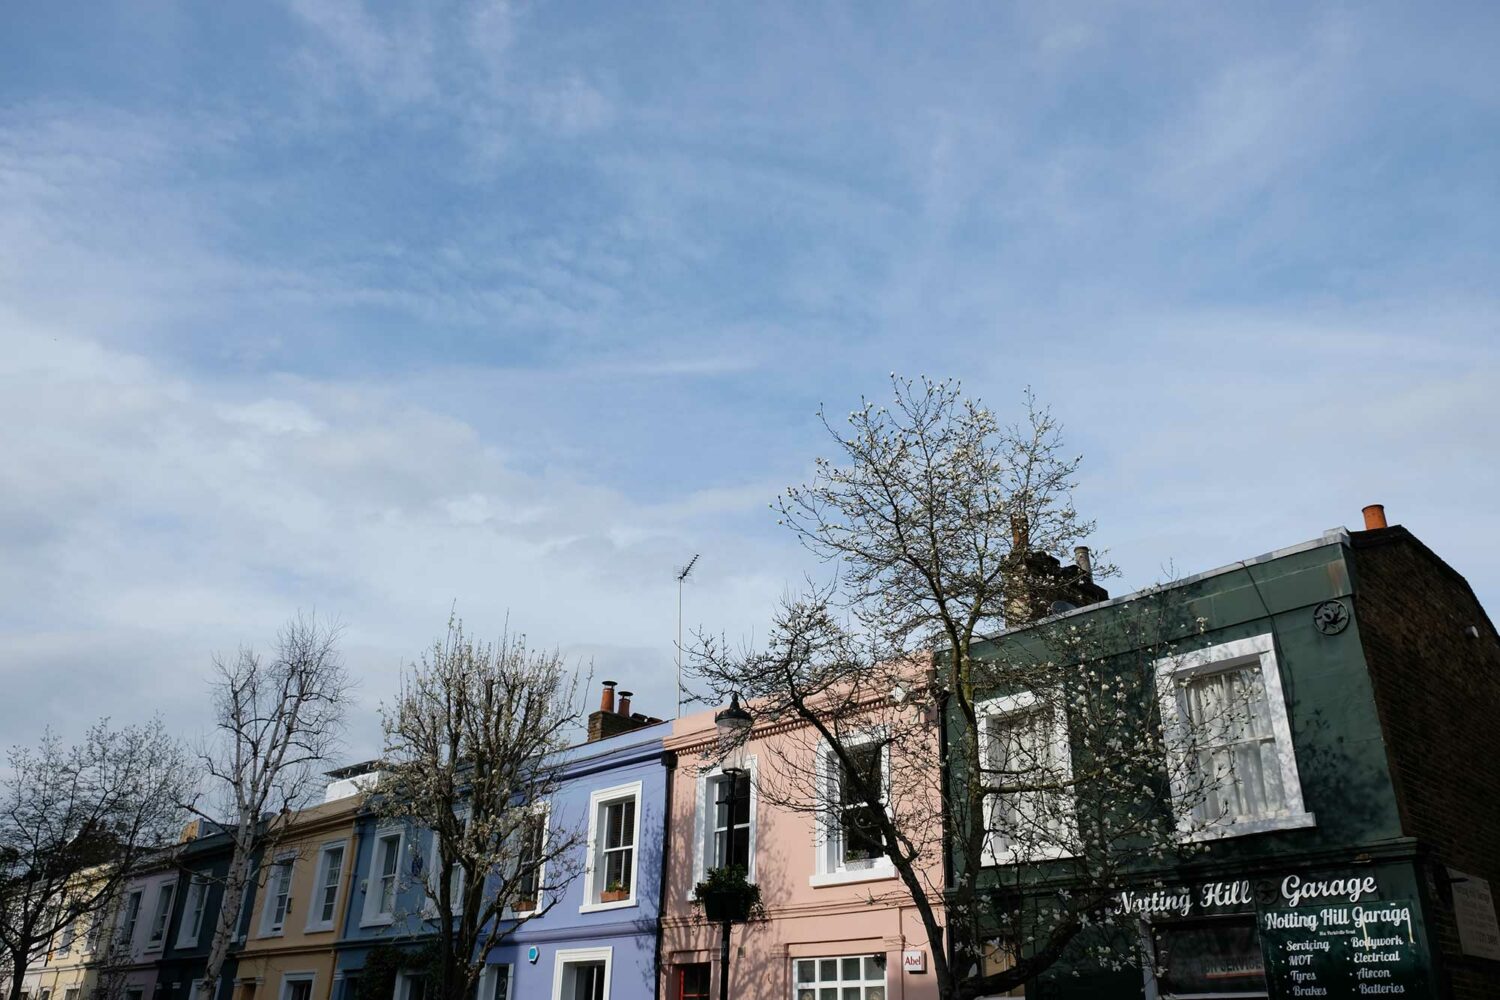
left=16, top=508, right=1500, bottom=1000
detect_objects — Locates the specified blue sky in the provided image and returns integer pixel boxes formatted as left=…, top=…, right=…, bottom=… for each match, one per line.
left=2, top=1, right=1498, bottom=761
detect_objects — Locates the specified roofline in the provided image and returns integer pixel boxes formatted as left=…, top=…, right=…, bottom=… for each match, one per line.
left=988, top=527, right=1353, bottom=640
left=1348, top=524, right=1500, bottom=640
left=554, top=719, right=673, bottom=772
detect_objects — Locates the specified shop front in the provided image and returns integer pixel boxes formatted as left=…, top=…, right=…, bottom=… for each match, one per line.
left=1030, top=858, right=1443, bottom=1000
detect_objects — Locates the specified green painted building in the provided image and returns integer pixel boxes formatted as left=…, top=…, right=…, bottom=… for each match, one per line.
left=958, top=512, right=1500, bottom=1000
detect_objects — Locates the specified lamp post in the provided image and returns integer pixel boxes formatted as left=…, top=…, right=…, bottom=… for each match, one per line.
left=713, top=692, right=753, bottom=1000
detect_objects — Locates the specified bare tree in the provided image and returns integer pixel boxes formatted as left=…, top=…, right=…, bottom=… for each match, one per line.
left=373, top=616, right=589, bottom=1000
left=0, top=719, right=189, bottom=1000
left=193, top=614, right=349, bottom=1000
left=690, top=376, right=1239, bottom=999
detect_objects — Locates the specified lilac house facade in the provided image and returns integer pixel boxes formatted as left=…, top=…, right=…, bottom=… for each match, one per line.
left=332, top=688, right=671, bottom=1000
left=481, top=713, right=671, bottom=1000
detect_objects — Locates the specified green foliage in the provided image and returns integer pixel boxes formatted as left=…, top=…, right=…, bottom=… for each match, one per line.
left=354, top=944, right=443, bottom=1000
left=692, top=865, right=763, bottom=923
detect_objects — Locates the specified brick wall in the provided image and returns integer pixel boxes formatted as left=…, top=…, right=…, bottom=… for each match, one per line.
left=1350, top=526, right=1500, bottom=1000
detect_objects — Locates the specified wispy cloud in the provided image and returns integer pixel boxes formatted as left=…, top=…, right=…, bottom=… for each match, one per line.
left=0, top=1, right=1497, bottom=760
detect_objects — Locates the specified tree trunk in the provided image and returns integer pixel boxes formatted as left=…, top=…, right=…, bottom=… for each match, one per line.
left=200, top=839, right=254, bottom=1000
left=7, top=949, right=29, bottom=1000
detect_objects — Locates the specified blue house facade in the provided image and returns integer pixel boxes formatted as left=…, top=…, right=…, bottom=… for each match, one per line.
left=330, top=775, right=429, bottom=1000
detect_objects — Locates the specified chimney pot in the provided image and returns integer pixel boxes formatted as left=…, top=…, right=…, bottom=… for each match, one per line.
left=617, top=691, right=633, bottom=716
left=1010, top=513, right=1030, bottom=552
left=600, top=681, right=617, bottom=713
left=1362, top=504, right=1388, bottom=530
left=1073, top=546, right=1093, bottom=581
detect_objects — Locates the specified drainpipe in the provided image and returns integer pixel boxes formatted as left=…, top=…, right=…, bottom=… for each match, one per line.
left=933, top=664, right=955, bottom=994
left=339, top=824, right=364, bottom=997
left=653, top=750, right=677, bottom=1000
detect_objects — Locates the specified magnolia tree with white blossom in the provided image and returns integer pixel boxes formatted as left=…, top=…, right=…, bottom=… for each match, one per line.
left=0, top=721, right=189, bottom=1000
left=373, top=617, right=589, bottom=1000
left=689, top=376, right=1265, bottom=999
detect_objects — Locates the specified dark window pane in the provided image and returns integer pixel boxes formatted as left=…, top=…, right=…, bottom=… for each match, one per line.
left=841, top=745, right=882, bottom=807
left=678, top=964, right=710, bottom=1000
left=1153, top=918, right=1267, bottom=996
left=841, top=804, right=883, bottom=861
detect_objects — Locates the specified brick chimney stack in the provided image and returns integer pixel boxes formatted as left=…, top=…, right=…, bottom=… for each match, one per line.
left=1004, top=524, right=1110, bottom=629
left=586, top=681, right=663, bottom=743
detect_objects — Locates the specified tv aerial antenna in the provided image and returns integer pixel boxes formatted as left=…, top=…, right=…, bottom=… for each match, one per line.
left=676, top=553, right=700, bottom=716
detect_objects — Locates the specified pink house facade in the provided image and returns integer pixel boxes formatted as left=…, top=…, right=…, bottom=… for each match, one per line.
left=660, top=705, right=944, bottom=1000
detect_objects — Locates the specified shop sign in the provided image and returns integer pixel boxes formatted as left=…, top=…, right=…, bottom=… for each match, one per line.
left=1113, top=872, right=1380, bottom=920
left=1448, top=868, right=1500, bottom=960
left=902, top=950, right=926, bottom=973
left=1258, top=897, right=1431, bottom=998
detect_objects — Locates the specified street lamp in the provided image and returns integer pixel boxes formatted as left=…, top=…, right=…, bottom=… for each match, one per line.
left=713, top=692, right=754, bottom=999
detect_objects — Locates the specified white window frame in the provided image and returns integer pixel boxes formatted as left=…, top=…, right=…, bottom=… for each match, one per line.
left=811, top=730, right=896, bottom=887
left=305, top=840, right=348, bottom=933
left=476, top=965, right=511, bottom=1000
left=259, top=854, right=295, bottom=937
left=791, top=954, right=888, bottom=999
left=509, top=802, right=549, bottom=917
left=361, top=828, right=406, bottom=927
left=117, top=889, right=144, bottom=950
left=421, top=814, right=466, bottom=918
left=1155, top=633, right=1316, bottom=843
left=391, top=972, right=425, bottom=1000
left=977, top=690, right=1076, bottom=866
left=580, top=782, right=642, bottom=913
left=549, top=946, right=611, bottom=1000
left=177, top=875, right=210, bottom=949
left=145, top=878, right=178, bottom=950
left=278, top=973, right=316, bottom=1000
left=690, top=756, right=758, bottom=897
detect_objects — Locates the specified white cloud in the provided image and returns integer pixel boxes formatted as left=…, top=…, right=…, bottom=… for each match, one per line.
left=530, top=75, right=614, bottom=137
left=283, top=0, right=439, bottom=109
left=0, top=319, right=800, bottom=759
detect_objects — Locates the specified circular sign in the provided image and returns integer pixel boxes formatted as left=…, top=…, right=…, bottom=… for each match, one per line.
left=1313, top=599, right=1349, bottom=636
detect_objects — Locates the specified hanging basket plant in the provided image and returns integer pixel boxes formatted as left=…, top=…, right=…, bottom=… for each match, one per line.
left=693, top=865, right=763, bottom=923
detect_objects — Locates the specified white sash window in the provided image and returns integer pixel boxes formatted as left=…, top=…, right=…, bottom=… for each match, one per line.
left=1156, top=633, right=1315, bottom=841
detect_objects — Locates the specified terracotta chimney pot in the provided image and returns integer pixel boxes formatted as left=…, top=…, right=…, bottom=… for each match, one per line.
left=617, top=691, right=633, bottom=717
left=600, top=680, right=617, bottom=713
left=1010, top=513, right=1030, bottom=552
left=1362, top=504, right=1388, bottom=530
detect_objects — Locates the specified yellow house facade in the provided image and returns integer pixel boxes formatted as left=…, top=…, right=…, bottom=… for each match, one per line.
left=19, top=867, right=117, bottom=1000
left=232, top=793, right=361, bottom=1000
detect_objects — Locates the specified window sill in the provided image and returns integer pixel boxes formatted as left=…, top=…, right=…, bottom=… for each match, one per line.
left=808, top=864, right=896, bottom=888
left=982, top=847, right=1075, bottom=868
left=578, top=898, right=638, bottom=914
left=358, top=915, right=395, bottom=929
left=1177, top=811, right=1317, bottom=844
left=258, top=930, right=284, bottom=940
left=303, top=924, right=335, bottom=934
